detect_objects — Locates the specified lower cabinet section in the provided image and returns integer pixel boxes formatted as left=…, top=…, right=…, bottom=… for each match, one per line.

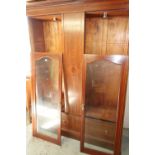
left=61, top=112, right=116, bottom=151
left=61, top=112, right=81, bottom=140
left=84, top=117, right=115, bottom=152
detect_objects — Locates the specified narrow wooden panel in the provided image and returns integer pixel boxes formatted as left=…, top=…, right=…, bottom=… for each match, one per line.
left=107, top=17, right=128, bottom=44
left=63, top=13, right=84, bottom=115
left=28, top=18, right=45, bottom=52
left=125, top=20, right=129, bottom=43
left=106, top=16, right=129, bottom=55
left=43, top=20, right=62, bottom=53
left=86, top=9, right=129, bottom=18
left=85, top=18, right=103, bottom=54
left=124, top=43, right=129, bottom=55
left=107, top=43, right=128, bottom=55
left=85, top=18, right=108, bottom=55
left=31, top=14, right=62, bottom=21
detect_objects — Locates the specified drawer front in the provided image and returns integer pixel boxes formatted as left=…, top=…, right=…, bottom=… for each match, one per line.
left=84, top=117, right=116, bottom=144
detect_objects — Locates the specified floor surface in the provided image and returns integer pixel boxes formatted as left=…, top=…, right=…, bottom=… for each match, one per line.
left=26, top=123, right=129, bottom=155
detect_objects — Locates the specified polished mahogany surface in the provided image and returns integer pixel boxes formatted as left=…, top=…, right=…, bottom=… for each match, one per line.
left=63, top=13, right=84, bottom=116
left=85, top=10, right=128, bottom=56
left=60, top=13, right=85, bottom=137
left=27, top=0, right=129, bottom=153
left=27, top=0, right=129, bottom=17
left=28, top=14, right=63, bottom=53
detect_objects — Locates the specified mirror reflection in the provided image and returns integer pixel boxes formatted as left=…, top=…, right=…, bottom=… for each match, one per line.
left=35, top=57, right=60, bottom=139
left=84, top=59, right=122, bottom=154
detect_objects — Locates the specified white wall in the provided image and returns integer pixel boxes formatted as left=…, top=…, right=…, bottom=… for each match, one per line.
left=123, top=82, right=129, bottom=128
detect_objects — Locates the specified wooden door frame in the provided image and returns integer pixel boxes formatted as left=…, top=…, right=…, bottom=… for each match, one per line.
left=80, top=54, right=128, bottom=155
left=31, top=52, right=62, bottom=145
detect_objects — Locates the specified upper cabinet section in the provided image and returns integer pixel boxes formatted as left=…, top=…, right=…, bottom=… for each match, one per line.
left=28, top=14, right=63, bottom=53
left=85, top=9, right=129, bottom=55
left=26, top=0, right=129, bottom=17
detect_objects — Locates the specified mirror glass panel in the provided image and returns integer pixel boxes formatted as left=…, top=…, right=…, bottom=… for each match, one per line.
left=35, top=57, right=60, bottom=139
left=84, top=59, right=122, bottom=154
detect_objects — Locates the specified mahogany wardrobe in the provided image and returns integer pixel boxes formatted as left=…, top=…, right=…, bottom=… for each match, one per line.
left=26, top=0, right=129, bottom=155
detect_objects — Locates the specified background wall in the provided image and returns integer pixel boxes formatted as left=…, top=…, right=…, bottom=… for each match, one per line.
left=124, top=82, right=129, bottom=128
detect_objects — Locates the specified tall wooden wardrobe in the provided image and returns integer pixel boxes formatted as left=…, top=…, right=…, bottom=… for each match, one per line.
left=26, top=0, right=129, bottom=155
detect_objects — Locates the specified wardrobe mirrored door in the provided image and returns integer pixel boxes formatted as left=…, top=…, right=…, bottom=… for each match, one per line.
left=81, top=55, right=128, bottom=155
left=32, top=53, right=62, bottom=145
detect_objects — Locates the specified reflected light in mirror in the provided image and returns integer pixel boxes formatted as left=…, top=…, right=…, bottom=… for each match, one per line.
left=37, top=104, right=59, bottom=118
left=41, top=119, right=60, bottom=130
left=108, top=55, right=125, bottom=64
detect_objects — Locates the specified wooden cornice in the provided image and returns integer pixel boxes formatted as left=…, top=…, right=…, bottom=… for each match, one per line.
left=26, top=0, right=129, bottom=17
